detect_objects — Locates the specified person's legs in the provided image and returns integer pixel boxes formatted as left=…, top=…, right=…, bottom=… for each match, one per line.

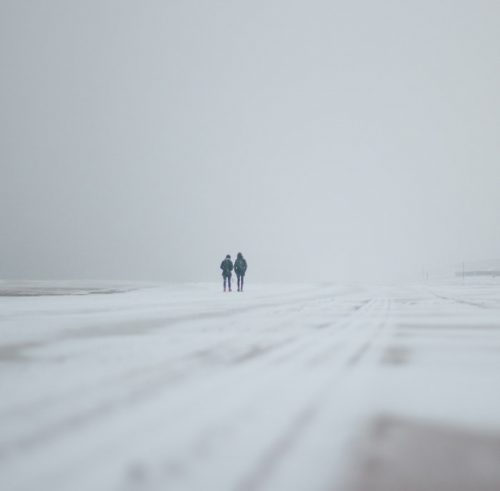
left=236, top=274, right=241, bottom=291
left=223, top=275, right=228, bottom=292
left=241, top=275, right=244, bottom=291
left=228, top=274, right=232, bottom=292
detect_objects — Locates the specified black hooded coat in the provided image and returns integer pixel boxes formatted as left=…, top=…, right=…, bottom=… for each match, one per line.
left=220, top=258, right=233, bottom=277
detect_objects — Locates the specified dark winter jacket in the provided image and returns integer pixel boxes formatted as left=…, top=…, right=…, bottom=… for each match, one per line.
left=234, top=257, right=247, bottom=276
left=220, top=258, right=233, bottom=277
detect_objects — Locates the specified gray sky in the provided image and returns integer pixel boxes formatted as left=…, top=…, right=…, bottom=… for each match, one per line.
left=1, top=0, right=499, bottom=282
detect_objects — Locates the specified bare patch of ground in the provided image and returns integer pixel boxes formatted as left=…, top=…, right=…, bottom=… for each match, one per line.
left=381, top=346, right=411, bottom=366
left=343, top=415, right=500, bottom=491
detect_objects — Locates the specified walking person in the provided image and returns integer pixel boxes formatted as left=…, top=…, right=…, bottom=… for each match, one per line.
left=234, top=252, right=247, bottom=292
left=220, top=254, right=233, bottom=292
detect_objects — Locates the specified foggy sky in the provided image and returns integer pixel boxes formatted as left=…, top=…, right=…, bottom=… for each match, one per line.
left=1, top=0, right=499, bottom=282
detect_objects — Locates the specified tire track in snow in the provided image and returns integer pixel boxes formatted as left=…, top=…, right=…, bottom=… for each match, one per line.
left=33, top=295, right=378, bottom=491
left=0, top=287, right=359, bottom=363
left=0, top=288, right=364, bottom=462
left=233, top=298, right=391, bottom=491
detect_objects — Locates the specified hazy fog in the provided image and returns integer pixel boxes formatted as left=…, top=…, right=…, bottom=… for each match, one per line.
left=1, top=0, right=499, bottom=283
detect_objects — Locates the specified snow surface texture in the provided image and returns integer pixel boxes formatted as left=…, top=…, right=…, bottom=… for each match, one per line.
left=1, top=281, right=500, bottom=491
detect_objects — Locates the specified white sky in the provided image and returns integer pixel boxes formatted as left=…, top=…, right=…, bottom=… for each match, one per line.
left=1, top=0, right=499, bottom=282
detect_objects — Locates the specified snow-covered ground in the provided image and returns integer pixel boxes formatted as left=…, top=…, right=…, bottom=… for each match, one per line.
left=1, top=281, right=500, bottom=491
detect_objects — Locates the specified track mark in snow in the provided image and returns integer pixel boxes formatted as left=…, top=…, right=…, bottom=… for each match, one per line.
left=236, top=403, right=320, bottom=491
left=347, top=341, right=373, bottom=367
left=0, top=290, right=351, bottom=363
left=429, top=290, right=490, bottom=310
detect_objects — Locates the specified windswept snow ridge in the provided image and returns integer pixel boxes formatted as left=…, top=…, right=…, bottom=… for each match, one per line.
left=0, top=282, right=499, bottom=491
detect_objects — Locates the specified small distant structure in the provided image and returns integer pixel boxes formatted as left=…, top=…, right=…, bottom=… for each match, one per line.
left=457, top=270, right=500, bottom=278
left=455, top=259, right=500, bottom=278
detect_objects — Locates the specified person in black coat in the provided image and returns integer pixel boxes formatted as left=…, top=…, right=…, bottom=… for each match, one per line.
left=220, top=254, right=234, bottom=292
left=234, top=252, right=247, bottom=292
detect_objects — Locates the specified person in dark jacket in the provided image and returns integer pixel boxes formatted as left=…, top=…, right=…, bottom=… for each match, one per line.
left=234, top=252, right=247, bottom=292
left=220, top=254, right=233, bottom=292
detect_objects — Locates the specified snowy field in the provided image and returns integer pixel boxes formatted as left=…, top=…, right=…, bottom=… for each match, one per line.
left=1, top=280, right=500, bottom=491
